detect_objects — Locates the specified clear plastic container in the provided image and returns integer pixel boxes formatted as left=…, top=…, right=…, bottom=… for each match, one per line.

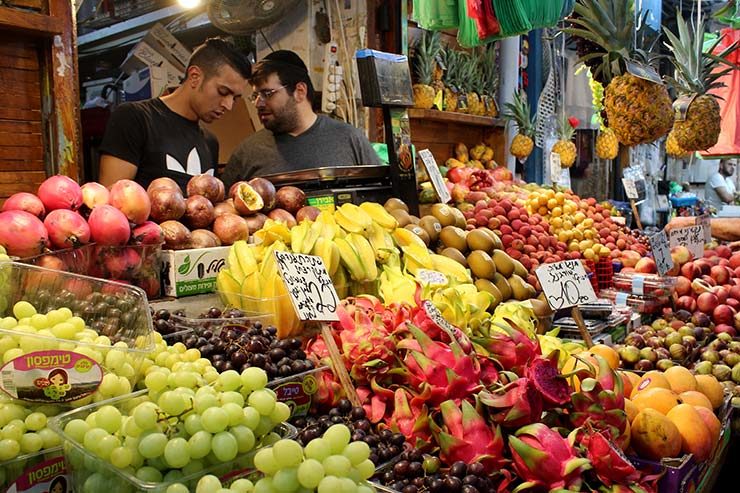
left=599, top=289, right=670, bottom=314
left=613, top=272, right=676, bottom=297
left=87, top=243, right=163, bottom=300
left=21, top=246, right=93, bottom=275
left=0, top=262, right=154, bottom=404
left=0, top=447, right=65, bottom=493
left=266, top=365, right=330, bottom=417
left=217, top=290, right=301, bottom=337
left=579, top=299, right=615, bottom=319
left=49, top=391, right=297, bottom=493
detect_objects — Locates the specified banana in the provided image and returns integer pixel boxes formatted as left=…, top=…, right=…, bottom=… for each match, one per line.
left=334, top=203, right=372, bottom=235
left=392, top=227, right=428, bottom=250
left=335, top=237, right=367, bottom=281
left=367, top=224, right=399, bottom=264
left=359, top=202, right=398, bottom=230
left=312, top=237, right=341, bottom=275
left=430, top=253, right=473, bottom=285
left=346, top=233, right=378, bottom=281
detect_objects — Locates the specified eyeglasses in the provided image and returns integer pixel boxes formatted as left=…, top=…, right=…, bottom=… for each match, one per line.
left=249, top=85, right=286, bottom=103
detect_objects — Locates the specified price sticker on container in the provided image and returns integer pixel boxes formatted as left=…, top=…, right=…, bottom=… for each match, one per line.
left=418, top=149, right=451, bottom=204
left=669, top=225, right=704, bottom=259
left=648, top=231, right=673, bottom=276
left=535, top=260, right=598, bottom=311
left=622, top=178, right=639, bottom=200
left=697, top=214, right=711, bottom=243
left=274, top=251, right=339, bottom=322
left=550, top=152, right=562, bottom=183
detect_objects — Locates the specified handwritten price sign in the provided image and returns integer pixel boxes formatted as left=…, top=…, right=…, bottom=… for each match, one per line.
left=535, top=260, right=597, bottom=311
left=648, top=231, right=673, bottom=276
left=697, top=215, right=711, bottom=243
left=669, top=225, right=704, bottom=259
left=622, top=178, right=639, bottom=200
left=418, top=149, right=451, bottom=204
left=274, top=251, right=339, bottom=322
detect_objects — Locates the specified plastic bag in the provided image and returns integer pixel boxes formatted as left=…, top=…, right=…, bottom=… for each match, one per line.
left=491, top=0, right=532, bottom=38
left=416, top=0, right=460, bottom=30
left=458, top=0, right=484, bottom=48
left=701, top=28, right=740, bottom=157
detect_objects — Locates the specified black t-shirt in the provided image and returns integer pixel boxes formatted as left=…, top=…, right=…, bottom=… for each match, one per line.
left=99, top=98, right=219, bottom=190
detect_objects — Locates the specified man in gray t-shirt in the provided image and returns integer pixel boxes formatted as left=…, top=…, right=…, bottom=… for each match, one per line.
left=222, top=50, right=380, bottom=188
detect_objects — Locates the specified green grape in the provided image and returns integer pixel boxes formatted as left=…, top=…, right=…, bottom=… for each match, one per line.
left=163, top=469, right=184, bottom=484
left=241, top=367, right=268, bottom=392
left=269, top=401, right=291, bottom=424
left=255, top=416, right=276, bottom=438
left=272, top=439, right=304, bottom=468
left=164, top=437, right=190, bottom=468
left=323, top=455, right=352, bottom=477
left=355, top=459, right=374, bottom=480
left=96, top=405, right=123, bottom=434
left=173, top=371, right=198, bottom=389
left=253, top=448, right=279, bottom=475
left=110, top=446, right=133, bottom=468
left=82, top=473, right=107, bottom=493
left=184, top=413, right=204, bottom=435
left=194, top=393, right=219, bottom=414
left=29, top=314, right=48, bottom=329
left=38, top=428, right=61, bottom=448
left=317, top=476, right=341, bottom=493
left=13, top=301, right=36, bottom=319
left=242, top=407, right=260, bottom=430
left=324, top=424, right=351, bottom=454
left=182, top=459, right=204, bottom=477
left=356, top=485, right=374, bottom=493
left=297, top=458, right=325, bottom=489
left=159, top=391, right=188, bottom=416
left=138, top=432, right=167, bottom=459
left=222, top=402, right=245, bottom=427
left=132, top=403, right=158, bottom=431
left=343, top=441, right=370, bottom=466
left=304, top=437, right=331, bottom=462
left=230, top=425, right=255, bottom=453
left=188, top=430, right=212, bottom=459
left=96, top=434, right=121, bottom=459
left=19, top=432, right=43, bottom=453
left=0, top=438, right=19, bottom=460
left=220, top=391, right=245, bottom=407
left=229, top=478, right=254, bottom=493
left=248, top=390, right=275, bottom=416
left=83, top=428, right=108, bottom=451
left=166, top=483, right=189, bottom=493
left=212, top=431, right=238, bottom=462
left=122, top=416, right=142, bottom=438
left=196, top=475, right=223, bottom=493
left=253, top=478, right=274, bottom=493
left=3, top=423, right=25, bottom=442
left=201, top=407, right=228, bottom=434
left=144, top=371, right=168, bottom=392
left=273, top=467, right=299, bottom=492
left=64, top=419, right=90, bottom=442
left=338, top=477, right=358, bottom=493
left=0, top=317, right=17, bottom=330
left=24, top=412, right=46, bottom=431
left=136, top=466, right=163, bottom=483
left=217, top=370, right=241, bottom=392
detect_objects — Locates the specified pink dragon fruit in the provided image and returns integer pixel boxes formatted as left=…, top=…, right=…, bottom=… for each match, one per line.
left=384, top=388, right=431, bottom=448
left=472, top=319, right=541, bottom=376
left=431, top=399, right=505, bottom=469
left=508, top=423, right=591, bottom=492
left=525, top=350, right=571, bottom=407
left=479, top=378, right=544, bottom=428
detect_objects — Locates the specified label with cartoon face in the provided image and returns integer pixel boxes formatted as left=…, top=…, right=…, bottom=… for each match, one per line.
left=6, top=454, right=68, bottom=493
left=0, top=350, right=102, bottom=403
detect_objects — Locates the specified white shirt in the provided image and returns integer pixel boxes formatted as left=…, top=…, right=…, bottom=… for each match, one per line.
left=705, top=172, right=736, bottom=210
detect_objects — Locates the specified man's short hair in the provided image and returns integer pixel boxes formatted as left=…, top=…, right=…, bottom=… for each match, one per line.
left=250, top=50, right=315, bottom=102
left=187, top=38, right=251, bottom=80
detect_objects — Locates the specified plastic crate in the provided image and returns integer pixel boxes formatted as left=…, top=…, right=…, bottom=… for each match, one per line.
left=595, top=257, right=615, bottom=290
left=49, top=391, right=297, bottom=493
left=0, top=262, right=154, bottom=405
left=0, top=447, right=65, bottom=493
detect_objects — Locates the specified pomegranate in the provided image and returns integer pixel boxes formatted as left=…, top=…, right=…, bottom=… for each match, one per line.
left=189, top=229, right=221, bottom=248
left=138, top=273, right=161, bottom=299
left=160, top=220, right=191, bottom=250
left=248, top=177, right=277, bottom=211
left=295, top=206, right=321, bottom=223
left=35, top=254, right=67, bottom=271
left=267, top=208, right=297, bottom=228
left=2, top=192, right=45, bottom=217
left=37, top=175, right=82, bottom=211
left=147, top=177, right=181, bottom=194
left=0, top=210, right=49, bottom=257
left=244, top=213, right=268, bottom=233
left=109, top=179, right=151, bottom=225
left=103, top=249, right=142, bottom=279
left=132, top=221, right=164, bottom=245
left=44, top=210, right=91, bottom=249
left=274, top=186, right=306, bottom=214
left=184, top=195, right=215, bottom=229
left=81, top=182, right=110, bottom=210
left=715, top=323, right=737, bottom=337
left=149, top=188, right=186, bottom=222
left=212, top=214, right=249, bottom=245
left=213, top=200, right=238, bottom=217
left=187, top=174, right=224, bottom=203
left=88, top=205, right=131, bottom=246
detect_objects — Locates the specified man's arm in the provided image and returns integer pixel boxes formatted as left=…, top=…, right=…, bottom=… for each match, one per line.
left=350, top=129, right=382, bottom=165
left=99, top=155, right=137, bottom=187
left=715, top=185, right=734, bottom=204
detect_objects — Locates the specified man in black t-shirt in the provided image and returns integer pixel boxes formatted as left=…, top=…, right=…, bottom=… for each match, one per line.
left=99, top=38, right=251, bottom=190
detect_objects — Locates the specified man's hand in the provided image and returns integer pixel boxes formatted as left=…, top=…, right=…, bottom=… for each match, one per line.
left=99, top=155, right=138, bottom=187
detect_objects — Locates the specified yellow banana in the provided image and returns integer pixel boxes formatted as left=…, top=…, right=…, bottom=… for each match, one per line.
left=346, top=233, right=378, bottom=281
left=335, top=237, right=367, bottom=281
left=312, top=237, right=341, bottom=275
left=367, top=224, right=399, bottom=264
left=392, top=227, right=428, bottom=250
left=430, top=253, right=473, bottom=285
left=334, top=203, right=372, bottom=235
left=359, top=202, right=398, bottom=230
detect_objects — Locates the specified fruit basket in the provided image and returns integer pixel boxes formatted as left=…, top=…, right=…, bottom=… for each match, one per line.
left=49, top=391, right=297, bottom=493
left=0, top=262, right=154, bottom=404
left=599, top=289, right=670, bottom=314
left=613, top=272, right=677, bottom=297
left=0, top=446, right=65, bottom=493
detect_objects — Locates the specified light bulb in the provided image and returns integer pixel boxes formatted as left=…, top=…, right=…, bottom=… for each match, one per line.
left=178, top=0, right=201, bottom=8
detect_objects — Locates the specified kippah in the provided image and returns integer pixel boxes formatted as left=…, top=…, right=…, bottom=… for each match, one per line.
left=263, top=50, right=309, bottom=73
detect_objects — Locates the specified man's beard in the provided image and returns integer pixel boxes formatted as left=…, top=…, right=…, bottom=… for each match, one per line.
left=263, top=98, right=299, bottom=134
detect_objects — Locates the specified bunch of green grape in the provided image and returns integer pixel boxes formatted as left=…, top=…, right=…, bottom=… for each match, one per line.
left=0, top=247, right=11, bottom=316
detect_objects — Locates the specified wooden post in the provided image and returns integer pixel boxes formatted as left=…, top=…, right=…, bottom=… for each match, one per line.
left=571, top=306, right=594, bottom=348
left=320, top=323, right=362, bottom=408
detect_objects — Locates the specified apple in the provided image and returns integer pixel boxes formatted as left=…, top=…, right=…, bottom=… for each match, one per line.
left=681, top=262, right=702, bottom=280
left=675, top=276, right=692, bottom=296
left=730, top=253, right=740, bottom=269
left=697, top=292, right=719, bottom=313
left=634, top=257, right=657, bottom=274
left=716, top=244, right=732, bottom=259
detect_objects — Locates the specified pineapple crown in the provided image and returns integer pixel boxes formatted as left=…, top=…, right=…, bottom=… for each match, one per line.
left=503, top=90, right=537, bottom=137
left=412, top=29, right=441, bottom=86
left=441, top=48, right=460, bottom=87
left=557, top=114, right=577, bottom=141
left=565, top=0, right=658, bottom=84
left=663, top=11, right=740, bottom=97
left=479, top=45, right=500, bottom=96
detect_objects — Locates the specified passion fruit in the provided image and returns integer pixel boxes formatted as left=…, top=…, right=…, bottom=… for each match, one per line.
left=233, top=183, right=264, bottom=215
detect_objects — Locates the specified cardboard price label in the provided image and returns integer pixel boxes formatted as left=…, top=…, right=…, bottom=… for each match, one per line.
left=648, top=231, right=673, bottom=276
left=550, top=152, right=562, bottom=182
left=274, top=251, right=339, bottom=322
left=625, top=61, right=663, bottom=84
left=669, top=226, right=705, bottom=259
left=622, top=178, right=638, bottom=200
left=418, top=149, right=451, bottom=204
left=535, top=260, right=597, bottom=311
left=697, top=215, right=711, bottom=243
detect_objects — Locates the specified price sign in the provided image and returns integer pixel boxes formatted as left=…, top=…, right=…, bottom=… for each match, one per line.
left=417, top=269, right=448, bottom=287
left=422, top=300, right=460, bottom=342
left=612, top=216, right=626, bottom=226
left=648, top=231, right=673, bottom=276
left=274, top=251, right=339, bottom=322
left=550, top=152, right=562, bottom=183
left=697, top=215, right=711, bottom=243
left=622, top=178, right=639, bottom=200
left=418, top=149, right=451, bottom=204
left=669, top=226, right=705, bottom=259
left=535, top=260, right=597, bottom=311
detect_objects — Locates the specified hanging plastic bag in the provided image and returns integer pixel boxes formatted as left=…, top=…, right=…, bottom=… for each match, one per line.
left=701, top=28, right=740, bottom=157
left=458, top=0, right=484, bottom=47
left=491, top=0, right=532, bottom=38
left=416, top=0, right=460, bottom=30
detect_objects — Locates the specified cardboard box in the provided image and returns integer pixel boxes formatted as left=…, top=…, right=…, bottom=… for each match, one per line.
left=120, top=41, right=184, bottom=87
left=162, top=247, right=229, bottom=298
left=123, top=66, right=168, bottom=101
left=145, top=23, right=191, bottom=70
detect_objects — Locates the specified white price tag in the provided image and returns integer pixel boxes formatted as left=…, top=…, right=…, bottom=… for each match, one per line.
left=612, top=216, right=626, bottom=226
left=669, top=226, right=705, bottom=260
left=697, top=215, right=711, bottom=243
left=422, top=300, right=460, bottom=341
left=535, top=260, right=597, bottom=311
left=418, top=149, right=451, bottom=204
left=648, top=231, right=673, bottom=276
left=550, top=152, right=562, bottom=183
left=622, top=178, right=639, bottom=200
left=274, top=251, right=339, bottom=322
left=417, top=269, right=448, bottom=287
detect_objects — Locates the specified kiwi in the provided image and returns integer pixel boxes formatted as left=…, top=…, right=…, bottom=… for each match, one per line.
left=431, top=203, right=456, bottom=227
left=441, top=247, right=467, bottom=267
left=450, top=207, right=466, bottom=229
left=408, top=215, right=420, bottom=225
left=405, top=224, right=430, bottom=246
left=439, top=226, right=468, bottom=252
left=390, top=208, right=412, bottom=227
left=466, top=230, right=495, bottom=253
left=384, top=197, right=408, bottom=212
left=492, top=250, right=515, bottom=278
left=479, top=228, right=503, bottom=250
left=512, top=258, right=527, bottom=278
left=475, top=279, right=503, bottom=308
left=467, top=250, right=496, bottom=280
left=419, top=216, right=442, bottom=244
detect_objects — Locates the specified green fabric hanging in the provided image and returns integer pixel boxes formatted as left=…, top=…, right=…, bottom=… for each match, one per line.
left=491, top=0, right=532, bottom=38
left=416, top=0, right=460, bottom=30
left=457, top=0, right=485, bottom=48
left=520, top=0, right=565, bottom=29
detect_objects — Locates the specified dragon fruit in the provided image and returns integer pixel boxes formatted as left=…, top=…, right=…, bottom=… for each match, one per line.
left=479, top=378, right=544, bottom=428
left=473, top=319, right=541, bottom=376
left=525, top=350, right=571, bottom=407
left=431, top=399, right=505, bottom=468
left=385, top=388, right=432, bottom=448
left=508, top=423, right=591, bottom=492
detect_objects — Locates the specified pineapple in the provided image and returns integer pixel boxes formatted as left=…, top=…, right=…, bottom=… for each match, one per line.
left=412, top=30, right=441, bottom=110
left=503, top=90, right=536, bottom=161
left=567, top=0, right=673, bottom=147
left=553, top=115, right=578, bottom=168
left=666, top=130, right=690, bottom=158
left=595, top=127, right=619, bottom=160
left=480, top=44, right=499, bottom=117
left=467, top=52, right=484, bottom=116
left=441, top=48, right=459, bottom=112
left=663, top=12, right=739, bottom=152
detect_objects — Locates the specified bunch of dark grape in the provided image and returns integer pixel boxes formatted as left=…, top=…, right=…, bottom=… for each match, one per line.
left=374, top=449, right=497, bottom=493
left=292, top=398, right=405, bottom=468
left=151, top=306, right=247, bottom=336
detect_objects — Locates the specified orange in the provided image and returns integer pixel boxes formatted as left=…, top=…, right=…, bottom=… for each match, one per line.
left=664, top=366, right=697, bottom=394
left=590, top=344, right=619, bottom=370
left=632, top=387, right=681, bottom=415
left=679, top=391, right=713, bottom=410
left=631, top=371, right=672, bottom=399
left=695, top=374, right=724, bottom=409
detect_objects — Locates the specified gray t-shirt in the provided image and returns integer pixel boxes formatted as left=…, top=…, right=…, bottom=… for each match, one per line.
left=222, top=115, right=381, bottom=187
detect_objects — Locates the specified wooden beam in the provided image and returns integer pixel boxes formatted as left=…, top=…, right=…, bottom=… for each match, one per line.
left=0, top=6, right=62, bottom=36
